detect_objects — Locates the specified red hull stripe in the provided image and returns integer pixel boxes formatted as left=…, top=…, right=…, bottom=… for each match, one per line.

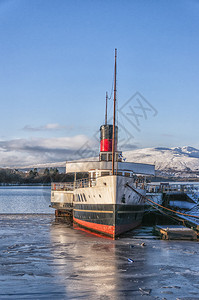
left=73, top=217, right=115, bottom=237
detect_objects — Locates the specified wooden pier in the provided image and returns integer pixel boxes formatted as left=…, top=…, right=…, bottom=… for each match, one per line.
left=155, top=225, right=197, bottom=240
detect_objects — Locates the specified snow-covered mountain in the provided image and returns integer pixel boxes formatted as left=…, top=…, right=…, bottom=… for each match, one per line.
left=16, top=146, right=199, bottom=177
left=123, top=146, right=199, bottom=177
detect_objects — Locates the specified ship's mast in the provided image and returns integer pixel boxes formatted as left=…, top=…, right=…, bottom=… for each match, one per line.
left=112, top=48, right=117, bottom=175
left=105, top=91, right=108, bottom=125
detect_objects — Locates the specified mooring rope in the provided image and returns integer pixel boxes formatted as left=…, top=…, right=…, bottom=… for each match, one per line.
left=125, top=183, right=199, bottom=219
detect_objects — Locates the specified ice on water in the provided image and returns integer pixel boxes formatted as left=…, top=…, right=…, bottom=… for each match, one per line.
left=0, top=186, right=199, bottom=299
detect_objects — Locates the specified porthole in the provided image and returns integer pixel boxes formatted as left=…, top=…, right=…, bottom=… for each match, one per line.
left=121, top=194, right=125, bottom=203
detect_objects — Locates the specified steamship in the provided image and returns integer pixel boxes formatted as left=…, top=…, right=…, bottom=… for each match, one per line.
left=51, top=49, right=155, bottom=238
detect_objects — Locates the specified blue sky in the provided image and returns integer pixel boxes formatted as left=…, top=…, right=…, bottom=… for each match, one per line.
left=0, top=0, right=199, bottom=166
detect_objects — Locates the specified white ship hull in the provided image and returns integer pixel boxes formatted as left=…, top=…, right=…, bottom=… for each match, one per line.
left=51, top=175, right=146, bottom=238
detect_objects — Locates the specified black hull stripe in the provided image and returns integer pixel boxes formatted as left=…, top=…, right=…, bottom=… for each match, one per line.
left=53, top=203, right=145, bottom=227
left=117, top=210, right=144, bottom=214
left=74, top=204, right=145, bottom=211
left=74, top=209, right=113, bottom=213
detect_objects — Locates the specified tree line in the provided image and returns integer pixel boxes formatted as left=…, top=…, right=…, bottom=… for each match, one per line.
left=0, top=168, right=87, bottom=184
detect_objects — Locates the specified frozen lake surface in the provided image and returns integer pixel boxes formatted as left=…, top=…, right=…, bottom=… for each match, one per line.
left=0, top=187, right=199, bottom=299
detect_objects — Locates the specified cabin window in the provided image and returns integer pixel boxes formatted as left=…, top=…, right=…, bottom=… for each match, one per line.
left=99, top=194, right=101, bottom=198
left=80, top=194, right=84, bottom=202
left=108, top=154, right=112, bottom=161
left=101, top=154, right=107, bottom=161
left=83, top=193, right=87, bottom=202
left=77, top=194, right=80, bottom=202
left=101, top=171, right=110, bottom=177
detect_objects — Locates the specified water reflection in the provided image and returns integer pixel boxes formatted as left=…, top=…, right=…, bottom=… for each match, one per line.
left=50, top=222, right=120, bottom=299
left=50, top=222, right=199, bottom=299
left=49, top=224, right=158, bottom=299
left=1, top=213, right=198, bottom=299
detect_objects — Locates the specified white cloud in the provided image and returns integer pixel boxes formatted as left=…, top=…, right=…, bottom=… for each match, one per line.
left=23, top=123, right=69, bottom=132
left=0, top=135, right=97, bottom=167
left=44, top=123, right=64, bottom=130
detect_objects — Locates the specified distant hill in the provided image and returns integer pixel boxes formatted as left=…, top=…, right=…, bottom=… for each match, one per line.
left=123, top=146, right=199, bottom=177
left=15, top=146, right=199, bottom=178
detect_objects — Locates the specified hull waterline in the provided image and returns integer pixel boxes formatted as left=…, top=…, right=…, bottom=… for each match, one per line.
left=73, top=203, right=145, bottom=238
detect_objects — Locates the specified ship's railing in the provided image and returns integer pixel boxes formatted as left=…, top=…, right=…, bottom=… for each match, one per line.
left=51, top=178, right=94, bottom=191
left=51, top=182, right=74, bottom=191
left=75, top=178, right=92, bottom=189
left=52, top=173, right=149, bottom=192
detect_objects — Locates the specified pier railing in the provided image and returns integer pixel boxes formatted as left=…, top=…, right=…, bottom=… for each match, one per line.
left=146, top=183, right=199, bottom=194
